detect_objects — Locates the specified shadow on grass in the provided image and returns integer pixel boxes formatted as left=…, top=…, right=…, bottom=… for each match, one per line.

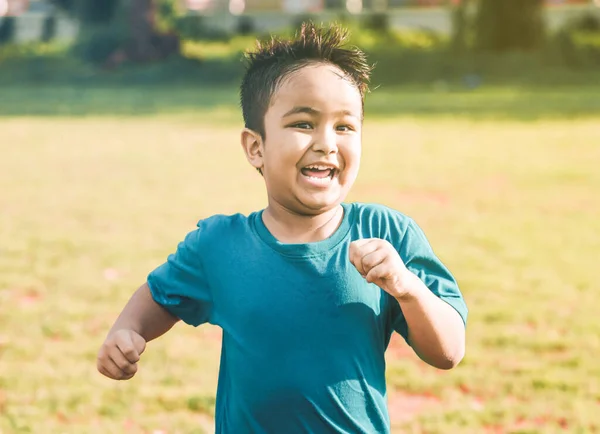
left=1, top=83, right=599, bottom=121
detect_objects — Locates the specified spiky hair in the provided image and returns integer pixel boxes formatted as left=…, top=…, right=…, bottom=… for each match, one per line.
left=240, top=22, right=372, bottom=138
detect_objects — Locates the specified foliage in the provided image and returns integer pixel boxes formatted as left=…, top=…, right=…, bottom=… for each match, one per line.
left=49, top=0, right=181, bottom=65
left=41, top=15, right=57, bottom=43
left=0, top=17, right=16, bottom=45
left=3, top=7, right=600, bottom=84
left=474, top=0, right=546, bottom=52
left=235, top=16, right=256, bottom=36
left=49, top=0, right=119, bottom=24
left=71, top=25, right=127, bottom=65
left=175, top=15, right=231, bottom=42
left=361, top=12, right=391, bottom=34
left=154, top=0, right=181, bottom=34
left=551, top=12, right=600, bottom=67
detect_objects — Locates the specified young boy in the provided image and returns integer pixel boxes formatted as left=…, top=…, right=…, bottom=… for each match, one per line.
left=97, top=23, right=468, bottom=433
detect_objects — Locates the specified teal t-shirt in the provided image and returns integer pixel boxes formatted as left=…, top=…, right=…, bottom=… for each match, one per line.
left=147, top=202, right=468, bottom=434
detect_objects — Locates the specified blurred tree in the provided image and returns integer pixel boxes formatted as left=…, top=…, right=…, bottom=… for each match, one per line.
left=41, top=14, right=57, bottom=42
left=475, top=0, right=545, bottom=51
left=451, top=0, right=546, bottom=52
left=49, top=0, right=119, bottom=24
left=49, top=0, right=180, bottom=65
left=0, top=16, right=16, bottom=45
left=450, top=0, right=472, bottom=53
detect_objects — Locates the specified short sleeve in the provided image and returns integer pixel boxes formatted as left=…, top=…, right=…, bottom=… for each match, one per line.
left=390, top=218, right=468, bottom=342
left=147, top=226, right=212, bottom=327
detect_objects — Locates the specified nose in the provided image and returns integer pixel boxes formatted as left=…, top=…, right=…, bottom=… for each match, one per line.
left=311, top=125, right=338, bottom=155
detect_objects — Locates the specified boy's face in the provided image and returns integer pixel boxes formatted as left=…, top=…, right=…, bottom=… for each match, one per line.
left=243, top=63, right=363, bottom=215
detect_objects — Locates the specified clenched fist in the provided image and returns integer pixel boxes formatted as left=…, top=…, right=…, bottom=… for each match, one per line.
left=349, top=238, right=416, bottom=299
left=97, top=329, right=146, bottom=380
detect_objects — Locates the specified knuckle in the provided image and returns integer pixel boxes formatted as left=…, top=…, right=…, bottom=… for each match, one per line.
left=121, top=362, right=136, bottom=374
left=121, top=366, right=137, bottom=380
left=100, top=340, right=117, bottom=355
left=114, top=358, right=129, bottom=370
left=125, top=350, right=140, bottom=363
left=120, top=344, right=134, bottom=356
left=362, top=257, right=375, bottom=269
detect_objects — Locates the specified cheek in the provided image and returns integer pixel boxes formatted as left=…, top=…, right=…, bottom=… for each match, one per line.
left=265, top=133, right=311, bottom=166
left=342, top=141, right=361, bottom=169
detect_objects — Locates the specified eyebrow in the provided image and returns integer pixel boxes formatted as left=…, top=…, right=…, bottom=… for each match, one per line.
left=282, top=106, right=358, bottom=118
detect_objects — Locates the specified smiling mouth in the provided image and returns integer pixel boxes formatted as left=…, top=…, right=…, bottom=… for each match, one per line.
left=301, top=167, right=336, bottom=180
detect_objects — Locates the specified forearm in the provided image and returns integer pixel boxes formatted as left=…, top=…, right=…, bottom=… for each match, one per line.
left=108, top=283, right=179, bottom=342
left=397, top=273, right=465, bottom=370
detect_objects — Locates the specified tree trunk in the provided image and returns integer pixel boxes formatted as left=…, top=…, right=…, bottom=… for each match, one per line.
left=126, top=0, right=179, bottom=62
left=127, top=0, right=156, bottom=61
left=450, top=0, right=468, bottom=53
left=475, top=0, right=545, bottom=52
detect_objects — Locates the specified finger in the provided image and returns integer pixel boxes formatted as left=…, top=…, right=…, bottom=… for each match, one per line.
left=99, top=362, right=136, bottom=381
left=349, top=239, right=379, bottom=274
left=365, top=263, right=391, bottom=285
left=131, top=332, right=147, bottom=357
left=350, top=252, right=367, bottom=276
left=355, top=239, right=380, bottom=256
left=120, top=372, right=136, bottom=381
left=361, top=249, right=387, bottom=274
left=350, top=238, right=375, bottom=249
left=116, top=334, right=142, bottom=364
left=98, top=356, right=130, bottom=380
left=356, top=244, right=381, bottom=275
left=97, top=363, right=114, bottom=379
left=109, top=347, right=138, bottom=376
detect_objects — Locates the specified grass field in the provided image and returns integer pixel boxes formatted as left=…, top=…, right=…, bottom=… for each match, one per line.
left=1, top=85, right=600, bottom=434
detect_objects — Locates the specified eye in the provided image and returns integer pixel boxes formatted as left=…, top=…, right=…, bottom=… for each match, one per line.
left=290, top=122, right=313, bottom=130
left=336, top=124, right=355, bottom=132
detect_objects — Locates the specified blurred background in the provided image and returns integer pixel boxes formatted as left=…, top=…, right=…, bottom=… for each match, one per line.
left=0, top=0, right=599, bottom=90
left=1, top=1, right=600, bottom=434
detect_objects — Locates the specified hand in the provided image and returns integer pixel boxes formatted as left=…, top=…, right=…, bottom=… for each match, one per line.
left=97, top=329, right=146, bottom=380
left=349, top=238, right=415, bottom=299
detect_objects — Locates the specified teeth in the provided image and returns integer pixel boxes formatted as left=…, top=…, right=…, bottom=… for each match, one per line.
left=306, top=165, right=334, bottom=170
left=306, top=176, right=331, bottom=182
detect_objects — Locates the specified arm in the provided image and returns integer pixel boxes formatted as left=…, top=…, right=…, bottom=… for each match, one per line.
left=97, top=283, right=179, bottom=380
left=350, top=238, right=467, bottom=370
left=396, top=272, right=465, bottom=370
left=97, top=222, right=214, bottom=380
left=107, top=282, right=179, bottom=342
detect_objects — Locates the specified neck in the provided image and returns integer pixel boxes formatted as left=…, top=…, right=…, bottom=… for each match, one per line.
left=262, top=202, right=344, bottom=244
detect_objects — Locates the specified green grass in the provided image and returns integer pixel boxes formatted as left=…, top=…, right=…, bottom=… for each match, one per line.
left=1, top=84, right=600, bottom=120
left=1, top=85, right=600, bottom=433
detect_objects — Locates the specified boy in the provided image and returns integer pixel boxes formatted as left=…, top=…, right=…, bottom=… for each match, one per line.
left=97, top=23, right=467, bottom=433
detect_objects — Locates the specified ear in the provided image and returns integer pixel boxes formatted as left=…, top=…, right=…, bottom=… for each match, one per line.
left=241, top=128, right=264, bottom=172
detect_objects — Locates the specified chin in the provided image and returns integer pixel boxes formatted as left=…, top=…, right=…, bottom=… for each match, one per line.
left=297, top=192, right=345, bottom=214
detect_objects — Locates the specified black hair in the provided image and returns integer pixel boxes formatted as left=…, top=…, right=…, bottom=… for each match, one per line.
left=240, top=21, right=372, bottom=140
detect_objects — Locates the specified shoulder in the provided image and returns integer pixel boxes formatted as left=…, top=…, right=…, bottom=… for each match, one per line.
left=350, top=202, right=416, bottom=237
left=197, top=212, right=250, bottom=232
left=351, top=202, right=411, bottom=221
left=182, top=212, right=254, bottom=248
left=350, top=202, right=442, bottom=262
